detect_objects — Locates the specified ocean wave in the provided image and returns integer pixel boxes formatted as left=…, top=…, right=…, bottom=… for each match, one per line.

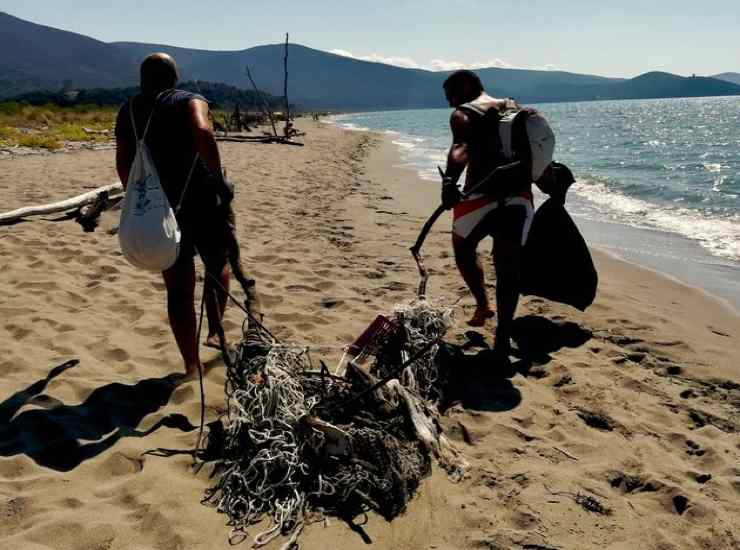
left=572, top=178, right=740, bottom=262
left=336, top=122, right=371, bottom=132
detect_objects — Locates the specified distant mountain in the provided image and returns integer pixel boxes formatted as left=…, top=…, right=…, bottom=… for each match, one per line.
left=2, top=11, right=740, bottom=109
left=0, top=11, right=137, bottom=96
left=574, top=72, right=740, bottom=102
left=712, top=72, right=740, bottom=86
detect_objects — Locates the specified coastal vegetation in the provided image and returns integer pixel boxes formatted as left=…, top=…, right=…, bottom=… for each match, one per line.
left=0, top=81, right=286, bottom=150
left=0, top=102, right=117, bottom=150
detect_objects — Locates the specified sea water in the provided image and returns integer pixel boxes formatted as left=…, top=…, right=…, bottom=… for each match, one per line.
left=334, top=96, right=740, bottom=309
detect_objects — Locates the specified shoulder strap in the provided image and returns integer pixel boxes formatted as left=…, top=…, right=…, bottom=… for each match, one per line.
left=129, top=90, right=174, bottom=143
left=458, top=102, right=485, bottom=117
left=129, top=96, right=156, bottom=143
left=174, top=155, right=200, bottom=215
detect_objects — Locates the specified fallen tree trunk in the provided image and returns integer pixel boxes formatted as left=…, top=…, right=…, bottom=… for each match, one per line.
left=75, top=190, right=123, bottom=232
left=0, top=182, right=123, bottom=225
left=216, top=136, right=304, bottom=146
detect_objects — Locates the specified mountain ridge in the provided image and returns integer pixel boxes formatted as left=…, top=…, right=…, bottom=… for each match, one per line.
left=712, top=72, right=740, bottom=86
left=2, top=11, right=739, bottom=109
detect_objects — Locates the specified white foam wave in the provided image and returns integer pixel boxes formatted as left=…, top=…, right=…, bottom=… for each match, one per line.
left=337, top=122, right=371, bottom=132
left=391, top=140, right=417, bottom=150
left=572, top=179, right=740, bottom=262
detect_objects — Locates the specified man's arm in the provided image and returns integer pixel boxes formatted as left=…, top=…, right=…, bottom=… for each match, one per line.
left=439, top=109, right=471, bottom=209
left=187, top=98, right=222, bottom=175
left=115, top=132, right=135, bottom=188
left=444, top=109, right=471, bottom=183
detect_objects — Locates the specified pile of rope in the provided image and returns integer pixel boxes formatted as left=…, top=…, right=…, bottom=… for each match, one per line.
left=370, top=299, right=454, bottom=402
left=203, top=299, right=462, bottom=547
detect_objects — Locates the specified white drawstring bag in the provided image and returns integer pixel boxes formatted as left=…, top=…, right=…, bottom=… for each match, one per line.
left=118, top=97, right=195, bottom=272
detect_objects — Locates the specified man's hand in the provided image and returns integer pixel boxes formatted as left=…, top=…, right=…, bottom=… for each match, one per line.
left=208, top=171, right=234, bottom=207
left=441, top=178, right=462, bottom=210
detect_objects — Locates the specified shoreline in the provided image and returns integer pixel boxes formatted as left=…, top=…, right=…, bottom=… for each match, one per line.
left=334, top=116, right=740, bottom=314
left=1, top=121, right=738, bottom=550
left=365, top=130, right=740, bottom=320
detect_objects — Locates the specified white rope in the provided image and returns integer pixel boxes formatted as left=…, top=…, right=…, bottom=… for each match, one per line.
left=207, top=298, right=456, bottom=546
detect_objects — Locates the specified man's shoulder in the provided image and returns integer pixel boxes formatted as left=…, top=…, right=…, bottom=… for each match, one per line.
left=450, top=108, right=472, bottom=126
left=115, top=94, right=141, bottom=136
left=164, top=89, right=208, bottom=106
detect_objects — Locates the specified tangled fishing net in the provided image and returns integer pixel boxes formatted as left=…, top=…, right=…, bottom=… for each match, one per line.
left=202, top=299, right=466, bottom=546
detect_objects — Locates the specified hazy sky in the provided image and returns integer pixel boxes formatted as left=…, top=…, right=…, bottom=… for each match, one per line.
left=4, top=1, right=738, bottom=77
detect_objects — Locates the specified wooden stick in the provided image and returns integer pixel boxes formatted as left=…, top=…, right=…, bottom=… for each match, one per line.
left=245, top=66, right=278, bottom=137
left=283, top=33, right=291, bottom=137
left=0, top=183, right=123, bottom=225
left=216, top=136, right=304, bottom=146
left=553, top=446, right=579, bottom=461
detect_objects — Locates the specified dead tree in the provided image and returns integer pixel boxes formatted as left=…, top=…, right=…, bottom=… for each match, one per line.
left=283, top=33, right=291, bottom=137
left=245, top=66, right=278, bottom=137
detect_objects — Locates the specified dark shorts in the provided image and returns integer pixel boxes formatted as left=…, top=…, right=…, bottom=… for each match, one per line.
left=177, top=203, right=236, bottom=272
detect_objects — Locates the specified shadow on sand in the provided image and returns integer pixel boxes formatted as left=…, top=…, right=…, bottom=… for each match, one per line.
left=437, top=344, right=523, bottom=413
left=512, top=314, right=593, bottom=367
left=437, top=314, right=592, bottom=412
left=0, top=359, right=196, bottom=472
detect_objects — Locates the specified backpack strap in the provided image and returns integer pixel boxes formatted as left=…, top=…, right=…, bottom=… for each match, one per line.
left=129, top=89, right=200, bottom=215
left=459, top=102, right=507, bottom=168
left=174, top=155, right=199, bottom=215
left=129, top=97, right=156, bottom=143
left=129, top=90, right=174, bottom=143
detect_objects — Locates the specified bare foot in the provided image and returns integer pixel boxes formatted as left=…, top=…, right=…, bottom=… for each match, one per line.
left=204, top=334, right=222, bottom=350
left=467, top=307, right=495, bottom=327
left=178, top=363, right=202, bottom=382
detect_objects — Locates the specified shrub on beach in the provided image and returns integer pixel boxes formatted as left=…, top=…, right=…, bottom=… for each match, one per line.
left=0, top=102, right=116, bottom=149
left=15, top=134, right=63, bottom=150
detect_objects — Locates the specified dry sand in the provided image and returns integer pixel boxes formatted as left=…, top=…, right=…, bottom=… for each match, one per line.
left=1, top=122, right=738, bottom=550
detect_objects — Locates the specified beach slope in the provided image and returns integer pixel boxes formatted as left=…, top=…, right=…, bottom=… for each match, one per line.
left=0, top=123, right=738, bottom=550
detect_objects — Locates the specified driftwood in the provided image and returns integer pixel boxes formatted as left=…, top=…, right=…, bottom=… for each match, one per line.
left=75, top=191, right=122, bottom=232
left=0, top=183, right=123, bottom=225
left=245, top=66, right=278, bottom=137
left=216, top=136, right=304, bottom=147
left=383, top=380, right=468, bottom=481
left=283, top=33, right=291, bottom=137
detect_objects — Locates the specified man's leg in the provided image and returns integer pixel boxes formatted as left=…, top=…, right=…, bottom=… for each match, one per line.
left=162, top=256, right=200, bottom=377
left=453, top=234, right=495, bottom=326
left=491, top=208, right=526, bottom=354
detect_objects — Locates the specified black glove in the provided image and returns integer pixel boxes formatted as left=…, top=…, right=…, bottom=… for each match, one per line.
left=441, top=178, right=462, bottom=210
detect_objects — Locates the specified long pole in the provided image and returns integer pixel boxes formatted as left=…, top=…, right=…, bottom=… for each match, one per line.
left=245, top=66, right=278, bottom=137
left=283, top=33, right=291, bottom=136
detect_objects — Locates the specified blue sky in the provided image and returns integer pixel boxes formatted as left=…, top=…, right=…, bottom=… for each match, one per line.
left=4, top=1, right=738, bottom=77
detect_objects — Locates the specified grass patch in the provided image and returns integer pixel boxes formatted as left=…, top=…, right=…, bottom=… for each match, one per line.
left=0, top=102, right=117, bottom=149
left=16, top=134, right=63, bottom=150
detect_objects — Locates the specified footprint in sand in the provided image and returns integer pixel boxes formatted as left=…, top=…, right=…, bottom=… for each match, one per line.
left=102, top=347, right=131, bottom=362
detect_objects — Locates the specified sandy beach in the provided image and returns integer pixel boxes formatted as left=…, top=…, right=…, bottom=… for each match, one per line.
left=1, top=121, right=739, bottom=550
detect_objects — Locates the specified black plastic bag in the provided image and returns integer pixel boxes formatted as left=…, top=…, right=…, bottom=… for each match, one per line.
left=522, top=163, right=598, bottom=311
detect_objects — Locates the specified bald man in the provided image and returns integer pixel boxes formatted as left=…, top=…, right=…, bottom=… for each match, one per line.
left=115, top=53, right=232, bottom=377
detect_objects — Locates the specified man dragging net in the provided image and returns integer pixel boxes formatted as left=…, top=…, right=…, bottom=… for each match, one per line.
left=440, top=70, right=536, bottom=360
left=115, top=53, right=242, bottom=377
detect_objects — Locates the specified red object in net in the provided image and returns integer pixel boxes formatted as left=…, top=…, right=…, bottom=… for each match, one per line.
left=347, top=314, right=398, bottom=361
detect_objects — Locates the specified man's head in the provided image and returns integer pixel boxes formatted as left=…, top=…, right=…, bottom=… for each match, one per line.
left=140, top=53, right=179, bottom=97
left=443, top=70, right=484, bottom=107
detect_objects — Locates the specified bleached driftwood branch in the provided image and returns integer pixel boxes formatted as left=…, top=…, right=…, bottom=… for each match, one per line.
left=245, top=66, right=278, bottom=138
left=216, top=136, right=304, bottom=146
left=0, top=182, right=123, bottom=225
